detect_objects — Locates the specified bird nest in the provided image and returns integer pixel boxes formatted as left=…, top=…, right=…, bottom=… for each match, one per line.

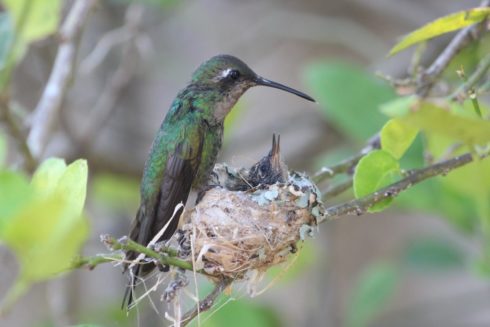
left=176, top=164, right=324, bottom=281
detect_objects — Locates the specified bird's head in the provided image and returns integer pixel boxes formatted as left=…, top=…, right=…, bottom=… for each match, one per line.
left=248, top=134, right=289, bottom=187
left=190, top=55, right=315, bottom=121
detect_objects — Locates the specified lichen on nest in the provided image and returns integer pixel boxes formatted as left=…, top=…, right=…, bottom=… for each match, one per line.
left=176, top=163, right=324, bottom=281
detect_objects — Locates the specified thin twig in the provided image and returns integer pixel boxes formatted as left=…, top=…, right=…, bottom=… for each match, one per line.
left=71, top=253, right=124, bottom=270
left=77, top=4, right=143, bottom=150
left=416, top=0, right=490, bottom=97
left=0, top=98, right=36, bottom=171
left=319, top=151, right=489, bottom=222
left=26, top=0, right=97, bottom=159
left=451, top=52, right=490, bottom=101
left=101, top=235, right=195, bottom=272
left=313, top=153, right=364, bottom=184
left=180, top=278, right=233, bottom=327
left=313, top=135, right=380, bottom=184
left=322, top=177, right=353, bottom=200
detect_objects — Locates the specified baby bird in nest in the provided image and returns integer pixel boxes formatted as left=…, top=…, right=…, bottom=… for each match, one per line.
left=208, top=134, right=288, bottom=191
left=248, top=134, right=288, bottom=187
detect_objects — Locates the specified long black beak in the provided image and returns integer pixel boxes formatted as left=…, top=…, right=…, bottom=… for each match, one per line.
left=255, top=76, right=315, bottom=102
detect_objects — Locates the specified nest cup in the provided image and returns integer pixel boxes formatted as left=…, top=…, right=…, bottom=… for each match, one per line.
left=178, top=165, right=323, bottom=281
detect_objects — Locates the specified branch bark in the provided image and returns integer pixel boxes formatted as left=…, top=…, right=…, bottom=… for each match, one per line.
left=26, top=0, right=98, bottom=159
left=180, top=278, right=233, bottom=327
left=0, top=99, right=36, bottom=171
left=416, top=0, right=490, bottom=97
left=319, top=151, right=488, bottom=221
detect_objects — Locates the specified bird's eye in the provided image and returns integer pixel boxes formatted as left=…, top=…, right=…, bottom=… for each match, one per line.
left=260, top=165, right=267, bottom=174
left=228, top=69, right=240, bottom=80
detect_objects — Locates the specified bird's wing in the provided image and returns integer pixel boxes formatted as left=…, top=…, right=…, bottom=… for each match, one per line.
left=122, top=126, right=204, bottom=309
left=136, top=130, right=204, bottom=254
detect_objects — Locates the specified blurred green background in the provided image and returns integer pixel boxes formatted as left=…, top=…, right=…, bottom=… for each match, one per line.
left=1, top=0, right=490, bottom=326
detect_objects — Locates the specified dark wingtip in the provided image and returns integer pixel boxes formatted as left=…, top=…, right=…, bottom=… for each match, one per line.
left=122, top=264, right=139, bottom=311
left=121, top=284, right=133, bottom=310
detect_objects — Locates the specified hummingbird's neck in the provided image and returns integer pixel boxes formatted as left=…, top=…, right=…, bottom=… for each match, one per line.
left=188, top=82, right=251, bottom=124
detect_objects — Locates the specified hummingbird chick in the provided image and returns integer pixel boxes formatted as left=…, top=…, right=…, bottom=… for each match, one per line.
left=122, top=55, right=314, bottom=309
left=248, top=134, right=289, bottom=187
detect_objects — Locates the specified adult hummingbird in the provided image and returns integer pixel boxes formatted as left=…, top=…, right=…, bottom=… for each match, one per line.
left=123, top=54, right=314, bottom=308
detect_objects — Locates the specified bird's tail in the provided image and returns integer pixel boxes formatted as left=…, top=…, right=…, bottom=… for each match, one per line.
left=121, top=253, right=140, bottom=310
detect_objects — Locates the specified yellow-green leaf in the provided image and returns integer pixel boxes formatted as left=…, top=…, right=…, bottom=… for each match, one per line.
left=381, top=119, right=419, bottom=159
left=31, top=157, right=67, bottom=196
left=3, top=0, right=62, bottom=43
left=354, top=150, right=401, bottom=212
left=400, top=101, right=490, bottom=146
left=0, top=12, right=13, bottom=69
left=389, top=7, right=490, bottom=56
left=0, top=170, right=31, bottom=231
left=92, top=173, right=139, bottom=211
left=380, top=96, right=417, bottom=117
left=0, top=131, right=6, bottom=167
left=0, top=158, right=89, bottom=310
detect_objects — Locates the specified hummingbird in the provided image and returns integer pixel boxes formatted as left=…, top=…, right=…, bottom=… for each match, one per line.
left=248, top=134, right=288, bottom=187
left=123, top=54, right=314, bottom=308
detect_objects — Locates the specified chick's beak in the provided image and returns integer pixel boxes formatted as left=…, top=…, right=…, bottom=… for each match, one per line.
left=271, top=134, right=282, bottom=169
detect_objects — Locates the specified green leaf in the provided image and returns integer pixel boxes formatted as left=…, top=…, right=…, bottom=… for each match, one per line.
left=0, top=170, right=31, bottom=231
left=395, top=132, right=484, bottom=233
left=353, top=150, right=401, bottom=212
left=92, top=173, right=139, bottom=212
left=3, top=0, right=62, bottom=43
left=389, top=7, right=490, bottom=55
left=0, top=159, right=89, bottom=310
left=402, top=237, right=465, bottom=271
left=384, top=99, right=490, bottom=146
left=189, top=299, right=282, bottom=327
left=346, top=262, right=398, bottom=327
left=380, top=96, right=417, bottom=117
left=109, top=0, right=179, bottom=8
left=380, top=119, right=419, bottom=159
left=0, top=12, right=13, bottom=69
left=305, top=62, right=396, bottom=141
left=31, top=158, right=67, bottom=197
left=0, top=131, right=6, bottom=167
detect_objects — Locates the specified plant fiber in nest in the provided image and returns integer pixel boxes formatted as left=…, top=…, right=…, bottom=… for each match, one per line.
left=179, top=166, right=323, bottom=281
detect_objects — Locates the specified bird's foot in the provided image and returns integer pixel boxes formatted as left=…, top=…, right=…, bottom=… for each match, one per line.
left=176, top=229, right=192, bottom=257
left=163, top=268, right=189, bottom=302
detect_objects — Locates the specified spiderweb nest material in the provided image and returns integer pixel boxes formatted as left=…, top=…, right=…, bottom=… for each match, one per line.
left=178, top=164, right=324, bottom=281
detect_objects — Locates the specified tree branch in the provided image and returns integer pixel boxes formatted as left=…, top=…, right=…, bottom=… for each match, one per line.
left=322, top=177, right=353, bottom=200
left=313, top=134, right=380, bottom=184
left=451, top=52, right=490, bottom=101
left=319, top=150, right=488, bottom=221
left=416, top=0, right=490, bottom=97
left=71, top=253, right=123, bottom=270
left=103, top=235, right=194, bottom=272
left=180, top=278, right=233, bottom=327
left=77, top=4, right=144, bottom=151
left=26, top=0, right=97, bottom=159
left=0, top=99, right=36, bottom=171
